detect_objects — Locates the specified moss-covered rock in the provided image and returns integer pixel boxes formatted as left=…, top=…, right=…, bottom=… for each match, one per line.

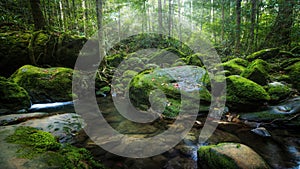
left=284, top=62, right=300, bottom=91
left=3, top=126, right=105, bottom=169
left=246, top=48, right=280, bottom=61
left=219, top=58, right=249, bottom=76
left=0, top=31, right=86, bottom=77
left=290, top=46, right=300, bottom=55
left=198, top=143, right=269, bottom=169
left=5, top=126, right=61, bottom=158
left=266, top=82, right=291, bottom=102
left=226, top=75, right=270, bottom=111
left=129, top=66, right=211, bottom=117
left=241, top=59, right=270, bottom=86
left=280, top=58, right=300, bottom=69
left=148, top=48, right=186, bottom=67
left=240, top=97, right=300, bottom=122
left=9, top=65, right=73, bottom=103
left=186, top=53, right=204, bottom=67
left=0, top=76, right=31, bottom=111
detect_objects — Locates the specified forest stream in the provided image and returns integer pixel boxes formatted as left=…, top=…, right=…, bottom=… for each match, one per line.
left=1, top=95, right=298, bottom=169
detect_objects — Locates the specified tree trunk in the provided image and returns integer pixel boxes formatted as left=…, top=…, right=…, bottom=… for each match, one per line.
left=29, top=0, right=46, bottom=30
left=235, top=0, right=241, bottom=53
left=96, top=0, right=105, bottom=59
left=158, top=0, right=163, bottom=33
left=221, top=0, right=225, bottom=41
left=82, top=0, right=87, bottom=36
left=264, top=0, right=294, bottom=48
left=249, top=0, right=256, bottom=52
left=178, top=0, right=182, bottom=41
left=168, top=0, right=172, bottom=36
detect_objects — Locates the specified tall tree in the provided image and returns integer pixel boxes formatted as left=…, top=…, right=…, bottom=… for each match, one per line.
left=158, top=0, right=163, bottom=33
left=235, top=0, right=241, bottom=53
left=249, top=0, right=257, bottom=52
left=264, top=0, right=295, bottom=48
left=29, top=0, right=46, bottom=30
left=96, top=0, right=104, bottom=59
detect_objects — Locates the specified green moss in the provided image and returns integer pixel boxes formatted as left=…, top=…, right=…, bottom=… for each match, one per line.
left=198, top=144, right=239, bottom=169
left=290, top=46, right=300, bottom=54
left=219, top=58, right=249, bottom=76
left=186, top=53, right=204, bottom=67
left=285, top=62, right=300, bottom=91
left=241, top=59, right=270, bottom=85
left=9, top=65, right=73, bottom=103
left=226, top=75, right=270, bottom=111
left=106, top=53, right=125, bottom=68
left=5, top=126, right=61, bottom=158
left=280, top=58, right=300, bottom=69
left=6, top=126, right=106, bottom=169
left=246, top=48, right=280, bottom=61
left=240, top=110, right=289, bottom=121
left=0, top=76, right=31, bottom=110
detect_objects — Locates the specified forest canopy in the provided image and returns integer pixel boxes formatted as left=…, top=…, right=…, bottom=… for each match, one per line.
left=0, top=0, right=299, bottom=56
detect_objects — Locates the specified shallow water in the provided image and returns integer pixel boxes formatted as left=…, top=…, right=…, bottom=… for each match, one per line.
left=25, top=96, right=300, bottom=169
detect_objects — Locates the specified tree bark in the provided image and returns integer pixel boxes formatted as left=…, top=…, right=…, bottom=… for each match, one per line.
left=249, top=0, right=256, bottom=52
left=29, top=0, right=46, bottom=30
left=235, top=0, right=242, bottom=53
left=264, top=0, right=295, bottom=48
left=96, top=0, right=105, bottom=59
left=158, top=0, right=163, bottom=33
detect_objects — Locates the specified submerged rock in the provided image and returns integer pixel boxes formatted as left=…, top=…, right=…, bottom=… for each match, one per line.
left=9, top=65, right=73, bottom=103
left=240, top=97, right=300, bottom=123
left=226, top=75, right=270, bottom=111
left=18, top=113, right=85, bottom=143
left=0, top=76, right=31, bottom=111
left=251, top=127, right=271, bottom=137
left=198, top=143, right=269, bottom=169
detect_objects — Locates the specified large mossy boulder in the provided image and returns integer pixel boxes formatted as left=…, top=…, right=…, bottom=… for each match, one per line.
left=0, top=76, right=31, bottom=111
left=9, top=65, right=73, bottom=103
left=246, top=48, right=280, bottom=61
left=0, top=126, right=105, bottom=169
left=241, top=59, right=270, bottom=86
left=226, top=75, right=270, bottom=111
left=198, top=143, right=269, bottom=169
left=0, top=31, right=86, bottom=77
left=219, top=58, right=249, bottom=76
left=285, top=62, right=300, bottom=91
left=129, top=66, right=211, bottom=117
